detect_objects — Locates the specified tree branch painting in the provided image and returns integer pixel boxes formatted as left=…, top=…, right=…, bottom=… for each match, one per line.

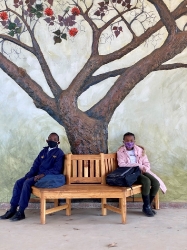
left=1, top=0, right=187, bottom=154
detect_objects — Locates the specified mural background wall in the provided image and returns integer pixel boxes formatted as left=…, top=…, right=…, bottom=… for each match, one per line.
left=0, top=0, right=187, bottom=203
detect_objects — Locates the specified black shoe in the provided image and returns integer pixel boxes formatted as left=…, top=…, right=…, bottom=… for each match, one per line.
left=0, top=210, right=17, bottom=219
left=151, top=207, right=157, bottom=215
left=10, top=211, right=25, bottom=221
left=142, top=205, right=154, bottom=217
left=150, top=195, right=157, bottom=214
left=152, top=210, right=156, bottom=215
left=142, top=195, right=154, bottom=217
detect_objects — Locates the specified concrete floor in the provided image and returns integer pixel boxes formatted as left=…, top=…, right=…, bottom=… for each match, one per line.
left=0, top=208, right=186, bottom=250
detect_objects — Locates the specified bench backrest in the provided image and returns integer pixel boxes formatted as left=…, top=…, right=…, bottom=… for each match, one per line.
left=102, top=153, right=118, bottom=184
left=64, top=153, right=118, bottom=185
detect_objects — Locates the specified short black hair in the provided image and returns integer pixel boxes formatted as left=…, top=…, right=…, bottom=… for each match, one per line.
left=50, top=132, right=59, bottom=141
left=123, top=132, right=135, bottom=140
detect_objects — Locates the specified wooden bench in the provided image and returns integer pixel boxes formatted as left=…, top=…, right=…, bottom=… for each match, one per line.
left=31, top=153, right=159, bottom=224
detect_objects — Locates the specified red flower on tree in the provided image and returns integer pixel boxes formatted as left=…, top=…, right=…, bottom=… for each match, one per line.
left=44, top=8, right=54, bottom=16
left=69, top=27, right=78, bottom=37
left=0, top=12, right=8, bottom=21
left=71, top=7, right=80, bottom=16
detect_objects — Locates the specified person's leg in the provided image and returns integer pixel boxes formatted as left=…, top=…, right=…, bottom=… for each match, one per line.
left=0, top=177, right=26, bottom=220
left=10, top=177, right=27, bottom=209
left=18, top=177, right=35, bottom=212
left=136, top=174, right=154, bottom=217
left=137, top=174, right=151, bottom=196
left=143, top=173, right=160, bottom=203
left=11, top=177, right=35, bottom=221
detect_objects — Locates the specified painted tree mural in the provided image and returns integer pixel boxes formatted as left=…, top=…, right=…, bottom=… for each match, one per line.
left=0, top=0, right=187, bottom=154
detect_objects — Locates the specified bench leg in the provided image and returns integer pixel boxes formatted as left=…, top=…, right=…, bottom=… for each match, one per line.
left=154, top=192, right=159, bottom=210
left=101, top=198, right=107, bottom=216
left=119, top=198, right=121, bottom=208
left=40, top=196, right=46, bottom=225
left=54, top=199, right=59, bottom=207
left=66, top=199, right=71, bottom=216
left=120, top=196, right=126, bottom=224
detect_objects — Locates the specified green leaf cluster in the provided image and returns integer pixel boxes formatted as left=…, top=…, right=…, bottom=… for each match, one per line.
left=8, top=22, right=22, bottom=37
left=53, top=29, right=67, bottom=44
left=31, top=4, right=43, bottom=18
left=64, top=6, right=70, bottom=13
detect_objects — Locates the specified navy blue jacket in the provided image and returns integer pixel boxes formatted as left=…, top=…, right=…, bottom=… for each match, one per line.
left=25, top=147, right=64, bottom=178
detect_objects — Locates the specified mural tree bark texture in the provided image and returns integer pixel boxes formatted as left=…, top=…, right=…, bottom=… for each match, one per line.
left=1, top=0, right=187, bottom=153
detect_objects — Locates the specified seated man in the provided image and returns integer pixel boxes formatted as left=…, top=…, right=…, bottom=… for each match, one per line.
left=0, top=132, right=64, bottom=221
left=117, top=132, right=167, bottom=217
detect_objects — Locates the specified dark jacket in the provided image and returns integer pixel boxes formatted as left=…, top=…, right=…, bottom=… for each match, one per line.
left=25, top=147, right=64, bottom=178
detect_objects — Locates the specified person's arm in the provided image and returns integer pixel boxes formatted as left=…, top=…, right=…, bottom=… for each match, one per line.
left=138, top=153, right=151, bottom=173
left=117, top=148, right=138, bottom=167
left=42, top=151, right=64, bottom=175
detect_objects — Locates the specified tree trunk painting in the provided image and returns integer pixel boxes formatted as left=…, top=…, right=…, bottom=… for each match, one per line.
left=1, top=0, right=187, bottom=154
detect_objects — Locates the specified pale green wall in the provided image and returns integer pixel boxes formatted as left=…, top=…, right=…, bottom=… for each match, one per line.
left=0, top=0, right=187, bottom=202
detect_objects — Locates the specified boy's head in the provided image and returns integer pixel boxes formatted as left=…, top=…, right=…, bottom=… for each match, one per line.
left=46, top=132, right=60, bottom=148
left=48, top=132, right=59, bottom=142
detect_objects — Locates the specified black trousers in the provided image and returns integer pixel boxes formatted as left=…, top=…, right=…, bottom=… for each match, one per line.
left=10, top=177, right=35, bottom=211
left=136, top=173, right=160, bottom=196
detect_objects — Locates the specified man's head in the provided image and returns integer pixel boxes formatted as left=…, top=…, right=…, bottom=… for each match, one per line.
left=46, top=132, right=60, bottom=148
left=123, top=132, right=135, bottom=151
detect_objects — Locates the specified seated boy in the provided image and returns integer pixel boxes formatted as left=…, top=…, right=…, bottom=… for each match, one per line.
left=0, top=132, right=64, bottom=221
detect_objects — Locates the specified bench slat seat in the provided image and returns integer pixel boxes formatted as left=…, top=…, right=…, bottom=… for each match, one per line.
left=32, top=183, right=143, bottom=192
left=32, top=184, right=142, bottom=197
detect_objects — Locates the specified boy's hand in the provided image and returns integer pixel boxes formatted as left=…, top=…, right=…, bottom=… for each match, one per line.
left=34, top=174, right=44, bottom=182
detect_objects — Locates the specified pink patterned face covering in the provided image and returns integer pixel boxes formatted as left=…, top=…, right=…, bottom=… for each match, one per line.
left=124, top=142, right=134, bottom=150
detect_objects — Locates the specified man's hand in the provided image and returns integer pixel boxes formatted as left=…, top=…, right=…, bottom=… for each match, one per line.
left=34, top=174, right=44, bottom=182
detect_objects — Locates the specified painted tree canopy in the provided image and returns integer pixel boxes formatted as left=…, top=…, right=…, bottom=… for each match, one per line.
left=0, top=0, right=187, bottom=154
